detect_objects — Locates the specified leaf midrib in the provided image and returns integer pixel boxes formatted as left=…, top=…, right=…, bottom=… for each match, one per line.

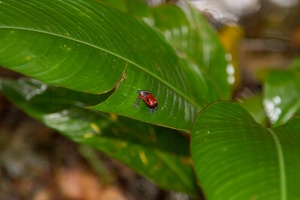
left=267, top=128, right=287, bottom=200
left=0, top=26, right=201, bottom=110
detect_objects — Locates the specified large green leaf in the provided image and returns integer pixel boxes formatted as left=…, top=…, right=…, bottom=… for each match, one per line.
left=0, top=0, right=224, bottom=132
left=191, top=102, right=300, bottom=199
left=117, top=1, right=232, bottom=100
left=151, top=3, right=232, bottom=99
left=264, top=69, right=300, bottom=127
left=118, top=0, right=225, bottom=106
left=0, top=77, right=200, bottom=195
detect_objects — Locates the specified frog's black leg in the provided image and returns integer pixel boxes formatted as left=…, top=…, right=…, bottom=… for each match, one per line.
left=133, top=96, right=141, bottom=108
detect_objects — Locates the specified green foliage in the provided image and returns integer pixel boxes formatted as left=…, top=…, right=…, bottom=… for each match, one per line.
left=264, top=69, right=300, bottom=126
left=192, top=102, right=300, bottom=199
left=1, top=0, right=300, bottom=199
left=0, top=0, right=231, bottom=132
left=0, top=78, right=198, bottom=194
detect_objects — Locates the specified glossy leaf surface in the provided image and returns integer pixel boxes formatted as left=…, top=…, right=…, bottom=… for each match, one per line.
left=151, top=3, right=232, bottom=99
left=0, top=0, right=227, bottom=132
left=263, top=69, right=300, bottom=126
left=0, top=77, right=199, bottom=195
left=191, top=102, right=300, bottom=199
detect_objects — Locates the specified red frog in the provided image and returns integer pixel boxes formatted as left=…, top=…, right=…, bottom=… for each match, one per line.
left=134, top=90, right=158, bottom=112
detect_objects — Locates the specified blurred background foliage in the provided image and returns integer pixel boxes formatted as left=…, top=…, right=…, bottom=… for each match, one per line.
left=0, top=0, right=299, bottom=199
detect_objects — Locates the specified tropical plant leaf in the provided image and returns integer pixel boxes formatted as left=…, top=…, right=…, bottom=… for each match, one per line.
left=239, top=94, right=267, bottom=126
left=191, top=101, right=300, bottom=199
left=0, top=77, right=200, bottom=195
left=100, top=0, right=127, bottom=12
left=0, top=0, right=226, bottom=132
left=104, top=0, right=226, bottom=106
left=263, top=69, right=300, bottom=126
left=151, top=3, right=232, bottom=99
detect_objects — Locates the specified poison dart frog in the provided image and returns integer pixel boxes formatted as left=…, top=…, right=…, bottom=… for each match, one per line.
left=134, top=90, right=158, bottom=112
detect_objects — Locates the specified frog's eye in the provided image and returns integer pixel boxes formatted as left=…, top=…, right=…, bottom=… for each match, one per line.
left=141, top=92, right=147, bottom=98
left=138, top=90, right=146, bottom=97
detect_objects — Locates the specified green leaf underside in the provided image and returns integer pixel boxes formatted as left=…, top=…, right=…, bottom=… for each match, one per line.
left=0, top=77, right=199, bottom=195
left=0, top=0, right=227, bottom=131
left=191, top=102, right=300, bottom=199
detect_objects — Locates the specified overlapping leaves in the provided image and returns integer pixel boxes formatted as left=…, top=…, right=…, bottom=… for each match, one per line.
left=0, top=77, right=199, bottom=195
left=0, top=0, right=231, bottom=131
left=0, top=0, right=229, bottom=131
left=191, top=102, right=300, bottom=199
